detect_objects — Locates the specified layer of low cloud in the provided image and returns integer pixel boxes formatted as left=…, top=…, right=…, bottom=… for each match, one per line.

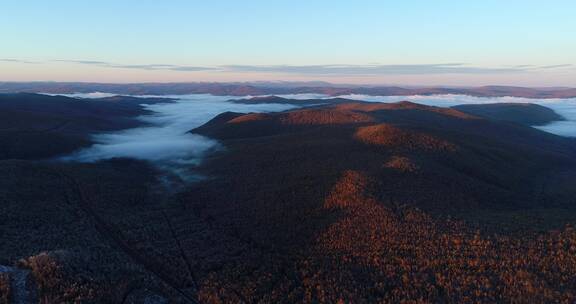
left=538, top=64, right=574, bottom=70
left=60, top=61, right=574, bottom=75
left=54, top=59, right=216, bottom=72
left=222, top=63, right=526, bottom=75
left=56, top=92, right=576, bottom=188
left=3, top=58, right=573, bottom=76
left=0, top=58, right=39, bottom=64
left=62, top=94, right=297, bottom=181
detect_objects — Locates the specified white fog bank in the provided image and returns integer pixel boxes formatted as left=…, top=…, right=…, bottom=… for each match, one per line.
left=61, top=94, right=297, bottom=180
left=56, top=93, right=575, bottom=181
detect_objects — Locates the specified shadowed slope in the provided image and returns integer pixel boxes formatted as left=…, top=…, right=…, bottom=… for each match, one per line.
left=0, top=93, right=170, bottom=159
left=2, top=95, right=576, bottom=303
left=180, top=100, right=576, bottom=302
left=452, top=102, right=565, bottom=125
left=191, top=100, right=576, bottom=215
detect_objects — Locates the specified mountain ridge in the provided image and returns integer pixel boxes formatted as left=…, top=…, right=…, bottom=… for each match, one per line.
left=2, top=82, right=576, bottom=98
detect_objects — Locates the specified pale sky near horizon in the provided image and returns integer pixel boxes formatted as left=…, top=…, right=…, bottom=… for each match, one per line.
left=1, top=1, right=575, bottom=86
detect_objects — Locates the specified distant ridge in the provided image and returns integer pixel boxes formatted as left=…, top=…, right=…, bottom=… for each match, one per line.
left=453, top=103, right=565, bottom=126
left=2, top=82, right=576, bottom=98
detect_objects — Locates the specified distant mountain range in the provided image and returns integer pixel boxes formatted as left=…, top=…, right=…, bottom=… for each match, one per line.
left=2, top=82, right=576, bottom=98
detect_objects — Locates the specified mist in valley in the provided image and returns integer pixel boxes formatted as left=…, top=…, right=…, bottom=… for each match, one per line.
left=57, top=93, right=576, bottom=183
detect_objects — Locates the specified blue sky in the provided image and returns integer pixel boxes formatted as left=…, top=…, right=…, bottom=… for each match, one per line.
left=1, top=1, right=575, bottom=85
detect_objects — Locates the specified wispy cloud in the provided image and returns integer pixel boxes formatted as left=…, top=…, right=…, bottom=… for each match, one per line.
left=503, top=64, right=573, bottom=71
left=58, top=62, right=548, bottom=75
left=221, top=63, right=527, bottom=75
left=508, top=64, right=536, bottom=68
left=0, top=58, right=40, bottom=64
left=54, top=59, right=216, bottom=72
left=3, top=58, right=574, bottom=75
left=536, top=64, right=573, bottom=70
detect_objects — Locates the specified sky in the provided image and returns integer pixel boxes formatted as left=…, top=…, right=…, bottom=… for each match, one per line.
left=1, top=1, right=575, bottom=86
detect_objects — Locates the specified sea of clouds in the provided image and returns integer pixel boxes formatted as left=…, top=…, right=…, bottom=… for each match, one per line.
left=55, top=93, right=576, bottom=181
left=59, top=93, right=297, bottom=180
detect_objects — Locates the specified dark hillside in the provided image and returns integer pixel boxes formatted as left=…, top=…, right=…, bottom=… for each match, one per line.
left=0, top=93, right=170, bottom=159
left=192, top=100, right=576, bottom=213
left=230, top=95, right=355, bottom=105
left=0, top=93, right=190, bottom=302
left=0, top=158, right=191, bottom=302
left=2, top=96, right=576, bottom=303
left=180, top=100, right=576, bottom=302
left=453, top=102, right=565, bottom=125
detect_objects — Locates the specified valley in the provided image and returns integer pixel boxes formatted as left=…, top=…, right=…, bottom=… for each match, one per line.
left=1, top=93, right=576, bottom=302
